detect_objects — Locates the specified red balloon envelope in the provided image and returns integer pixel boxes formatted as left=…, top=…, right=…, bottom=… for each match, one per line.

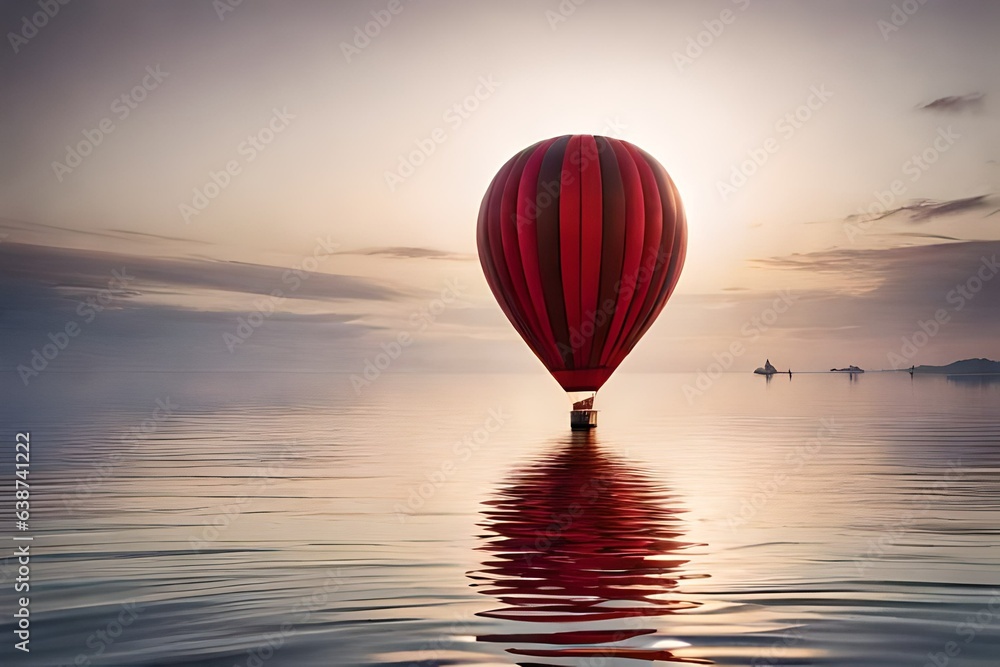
left=477, top=135, right=687, bottom=392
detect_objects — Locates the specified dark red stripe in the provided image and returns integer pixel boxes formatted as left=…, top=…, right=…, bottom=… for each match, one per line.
left=559, top=135, right=584, bottom=368
left=611, top=151, right=685, bottom=365
left=599, top=139, right=645, bottom=366
left=605, top=141, right=664, bottom=363
left=588, top=136, right=626, bottom=368
left=578, top=136, right=602, bottom=365
left=479, top=155, right=539, bottom=355
left=516, top=138, right=562, bottom=366
left=536, top=136, right=573, bottom=366
left=622, top=213, right=686, bottom=363
left=499, top=146, right=553, bottom=365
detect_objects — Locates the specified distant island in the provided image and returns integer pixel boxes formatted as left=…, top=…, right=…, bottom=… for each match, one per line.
left=753, top=359, right=779, bottom=375
left=750, top=358, right=999, bottom=375
left=907, top=358, right=1000, bottom=375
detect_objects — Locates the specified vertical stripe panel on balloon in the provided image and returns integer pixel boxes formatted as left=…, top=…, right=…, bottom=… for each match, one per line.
left=648, top=175, right=687, bottom=319
left=659, top=178, right=688, bottom=306
left=479, top=155, right=538, bottom=357
left=611, top=154, right=685, bottom=365
left=599, top=140, right=646, bottom=366
left=588, top=136, right=627, bottom=368
left=578, top=135, right=603, bottom=367
left=499, top=147, right=553, bottom=365
left=559, top=135, right=584, bottom=368
left=535, top=136, right=573, bottom=368
left=626, top=206, right=686, bottom=360
left=605, top=143, right=664, bottom=364
left=608, top=154, right=677, bottom=365
left=516, top=138, right=563, bottom=367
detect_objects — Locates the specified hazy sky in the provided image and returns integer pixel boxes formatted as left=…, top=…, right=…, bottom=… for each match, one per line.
left=2, top=0, right=999, bottom=389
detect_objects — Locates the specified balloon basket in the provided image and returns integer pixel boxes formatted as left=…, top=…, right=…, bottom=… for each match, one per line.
left=570, top=409, right=598, bottom=430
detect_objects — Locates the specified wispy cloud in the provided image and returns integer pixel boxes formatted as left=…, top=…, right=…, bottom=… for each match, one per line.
left=845, top=195, right=994, bottom=224
left=889, top=232, right=962, bottom=242
left=0, top=242, right=407, bottom=305
left=753, top=240, right=998, bottom=277
left=918, top=92, right=985, bottom=113
left=339, top=246, right=474, bottom=261
left=744, top=240, right=1000, bottom=361
left=0, top=240, right=413, bottom=377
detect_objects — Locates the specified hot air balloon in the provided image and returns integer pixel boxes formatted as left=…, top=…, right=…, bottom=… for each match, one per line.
left=477, top=135, right=687, bottom=429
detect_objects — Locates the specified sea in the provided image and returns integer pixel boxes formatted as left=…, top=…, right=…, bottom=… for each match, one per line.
left=1, top=370, right=998, bottom=666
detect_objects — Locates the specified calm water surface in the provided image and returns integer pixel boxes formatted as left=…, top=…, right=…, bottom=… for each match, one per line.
left=1, top=371, right=999, bottom=666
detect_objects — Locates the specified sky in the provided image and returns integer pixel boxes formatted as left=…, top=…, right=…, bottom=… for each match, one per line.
left=1, top=0, right=999, bottom=391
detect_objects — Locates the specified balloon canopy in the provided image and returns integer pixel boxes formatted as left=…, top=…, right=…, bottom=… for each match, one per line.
left=477, top=135, right=687, bottom=392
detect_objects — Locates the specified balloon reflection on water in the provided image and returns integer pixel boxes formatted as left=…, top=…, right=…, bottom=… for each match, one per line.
left=469, top=432, right=712, bottom=665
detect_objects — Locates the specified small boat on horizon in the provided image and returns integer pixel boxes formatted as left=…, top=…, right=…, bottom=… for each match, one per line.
left=831, top=365, right=865, bottom=373
left=754, top=359, right=778, bottom=375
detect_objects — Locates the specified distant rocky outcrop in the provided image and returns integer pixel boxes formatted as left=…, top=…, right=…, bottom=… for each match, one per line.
left=754, top=359, right=778, bottom=375
left=912, top=358, right=1000, bottom=374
